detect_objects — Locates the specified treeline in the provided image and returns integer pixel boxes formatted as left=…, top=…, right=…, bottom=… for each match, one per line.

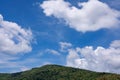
left=0, top=65, right=120, bottom=80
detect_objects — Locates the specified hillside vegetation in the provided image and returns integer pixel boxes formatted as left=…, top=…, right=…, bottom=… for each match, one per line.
left=0, top=65, right=120, bottom=80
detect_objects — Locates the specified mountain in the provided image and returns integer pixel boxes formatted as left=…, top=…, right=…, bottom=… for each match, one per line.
left=0, top=65, right=120, bottom=80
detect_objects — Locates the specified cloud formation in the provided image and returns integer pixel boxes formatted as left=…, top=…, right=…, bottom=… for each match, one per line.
left=0, top=14, right=33, bottom=54
left=66, top=40, right=120, bottom=74
left=41, top=0, right=120, bottom=32
left=45, top=49, right=60, bottom=55
left=59, top=42, right=72, bottom=52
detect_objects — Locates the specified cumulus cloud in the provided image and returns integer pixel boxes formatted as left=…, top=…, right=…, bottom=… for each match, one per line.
left=66, top=40, right=120, bottom=74
left=0, top=14, right=33, bottom=54
left=41, top=0, right=120, bottom=32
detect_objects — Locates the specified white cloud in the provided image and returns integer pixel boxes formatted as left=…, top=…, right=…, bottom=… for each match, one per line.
left=110, top=40, right=120, bottom=48
left=41, top=0, right=120, bottom=32
left=59, top=42, right=72, bottom=52
left=45, top=49, right=60, bottom=55
left=0, top=14, right=33, bottom=54
left=66, top=40, right=120, bottom=74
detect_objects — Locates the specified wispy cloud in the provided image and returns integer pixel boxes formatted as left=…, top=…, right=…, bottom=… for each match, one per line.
left=45, top=49, right=60, bottom=55
left=59, top=42, right=72, bottom=52
left=108, top=0, right=120, bottom=10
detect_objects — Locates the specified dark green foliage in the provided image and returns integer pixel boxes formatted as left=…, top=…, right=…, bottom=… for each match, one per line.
left=0, top=65, right=120, bottom=80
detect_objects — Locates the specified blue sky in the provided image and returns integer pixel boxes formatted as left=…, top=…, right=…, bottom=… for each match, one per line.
left=0, top=0, right=120, bottom=73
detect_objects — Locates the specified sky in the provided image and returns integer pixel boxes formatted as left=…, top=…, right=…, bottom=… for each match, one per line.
left=0, top=0, right=120, bottom=74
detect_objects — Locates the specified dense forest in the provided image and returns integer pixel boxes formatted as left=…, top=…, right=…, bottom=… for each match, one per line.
left=0, top=65, right=120, bottom=80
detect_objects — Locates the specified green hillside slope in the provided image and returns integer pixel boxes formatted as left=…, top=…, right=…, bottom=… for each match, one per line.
left=0, top=65, right=120, bottom=80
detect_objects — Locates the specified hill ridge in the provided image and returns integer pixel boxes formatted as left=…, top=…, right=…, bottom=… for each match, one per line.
left=0, top=64, right=120, bottom=80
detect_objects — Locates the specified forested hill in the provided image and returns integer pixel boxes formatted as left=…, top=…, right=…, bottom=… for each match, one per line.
left=0, top=65, right=120, bottom=80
